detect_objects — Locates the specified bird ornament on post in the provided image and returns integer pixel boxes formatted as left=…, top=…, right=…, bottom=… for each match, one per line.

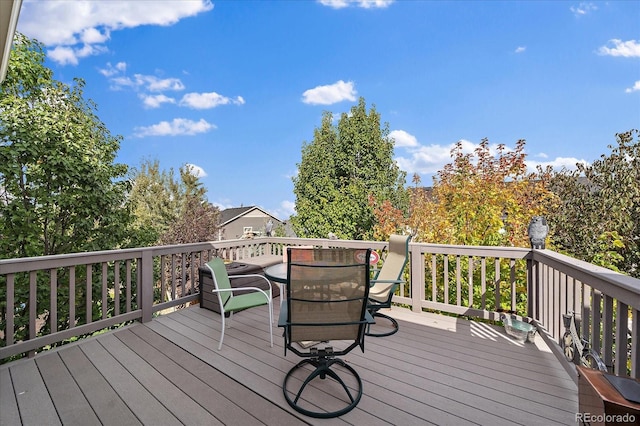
left=527, top=216, right=548, bottom=249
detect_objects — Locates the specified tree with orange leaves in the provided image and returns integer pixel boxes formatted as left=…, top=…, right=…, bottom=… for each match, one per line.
left=372, top=138, right=558, bottom=247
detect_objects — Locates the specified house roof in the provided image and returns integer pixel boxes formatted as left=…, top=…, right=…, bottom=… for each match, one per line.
left=0, top=0, right=22, bottom=84
left=218, top=206, right=282, bottom=226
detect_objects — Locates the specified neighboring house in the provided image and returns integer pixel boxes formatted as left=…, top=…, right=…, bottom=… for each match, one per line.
left=217, top=206, right=284, bottom=240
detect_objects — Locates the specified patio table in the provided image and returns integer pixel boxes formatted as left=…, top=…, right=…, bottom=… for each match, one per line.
left=264, top=263, right=287, bottom=308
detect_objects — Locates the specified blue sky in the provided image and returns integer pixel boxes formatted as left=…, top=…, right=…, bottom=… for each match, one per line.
left=16, top=0, right=640, bottom=220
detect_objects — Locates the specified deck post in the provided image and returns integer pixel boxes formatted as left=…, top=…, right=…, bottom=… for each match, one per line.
left=410, top=247, right=423, bottom=313
left=140, top=250, right=154, bottom=323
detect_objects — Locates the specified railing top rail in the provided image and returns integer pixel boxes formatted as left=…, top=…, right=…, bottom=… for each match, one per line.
left=411, top=243, right=531, bottom=259
left=0, top=241, right=218, bottom=274
left=532, top=249, right=640, bottom=309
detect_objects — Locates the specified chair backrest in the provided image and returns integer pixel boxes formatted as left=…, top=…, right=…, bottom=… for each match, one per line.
left=370, top=234, right=411, bottom=301
left=205, top=258, right=233, bottom=307
left=286, top=247, right=371, bottom=346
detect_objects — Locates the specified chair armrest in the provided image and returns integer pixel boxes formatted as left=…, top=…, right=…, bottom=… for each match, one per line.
left=278, top=304, right=288, bottom=327
left=211, top=286, right=272, bottom=301
left=365, top=310, right=375, bottom=324
left=370, top=278, right=405, bottom=285
left=228, top=273, right=274, bottom=290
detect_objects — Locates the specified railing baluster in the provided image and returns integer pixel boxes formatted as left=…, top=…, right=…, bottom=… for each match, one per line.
left=50, top=269, right=57, bottom=334
left=468, top=256, right=473, bottom=307
left=602, top=295, right=614, bottom=366
left=631, top=309, right=640, bottom=378
left=69, top=266, right=75, bottom=329
left=86, top=265, right=92, bottom=325
left=494, top=258, right=500, bottom=311
left=614, top=301, right=628, bottom=375
left=6, top=274, right=15, bottom=346
left=444, top=256, right=449, bottom=305
left=114, top=261, right=120, bottom=317
left=160, top=255, right=166, bottom=303
left=102, top=263, right=108, bottom=320
left=510, top=258, right=516, bottom=312
left=126, top=259, right=132, bottom=312
left=456, top=255, right=461, bottom=307
left=480, top=257, right=486, bottom=311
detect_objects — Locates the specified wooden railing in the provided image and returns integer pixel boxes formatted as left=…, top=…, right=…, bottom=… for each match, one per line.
left=2, top=237, right=639, bottom=381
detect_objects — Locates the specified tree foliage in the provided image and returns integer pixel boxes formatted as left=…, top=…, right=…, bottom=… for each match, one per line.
left=373, top=138, right=558, bottom=246
left=128, top=159, right=219, bottom=246
left=291, top=98, right=408, bottom=240
left=549, top=130, right=639, bottom=277
left=0, top=34, right=131, bottom=258
left=0, top=34, right=134, bottom=348
left=372, top=138, right=559, bottom=313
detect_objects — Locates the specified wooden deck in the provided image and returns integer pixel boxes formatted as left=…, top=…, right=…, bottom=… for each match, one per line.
left=1, top=304, right=578, bottom=425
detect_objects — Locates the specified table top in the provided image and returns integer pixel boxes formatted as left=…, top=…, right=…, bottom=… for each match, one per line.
left=264, top=263, right=287, bottom=283
left=577, top=365, right=640, bottom=411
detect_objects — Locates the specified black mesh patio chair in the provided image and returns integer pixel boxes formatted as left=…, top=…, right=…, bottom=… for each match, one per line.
left=366, top=234, right=411, bottom=337
left=278, top=247, right=373, bottom=418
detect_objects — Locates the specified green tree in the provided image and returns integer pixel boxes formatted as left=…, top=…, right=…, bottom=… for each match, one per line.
left=0, top=33, right=131, bottom=258
left=549, top=130, right=639, bottom=278
left=127, top=160, right=214, bottom=246
left=291, top=98, right=408, bottom=240
left=372, top=138, right=558, bottom=313
left=0, top=34, right=133, bottom=348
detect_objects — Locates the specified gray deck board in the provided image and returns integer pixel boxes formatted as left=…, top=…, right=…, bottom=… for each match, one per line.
left=7, top=360, right=61, bottom=426
left=1, top=304, right=578, bottom=425
left=0, top=367, right=22, bottom=425
left=57, top=345, right=141, bottom=426
left=35, top=353, right=100, bottom=426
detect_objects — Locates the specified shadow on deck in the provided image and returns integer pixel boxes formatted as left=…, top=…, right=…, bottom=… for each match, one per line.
left=1, top=304, right=577, bottom=425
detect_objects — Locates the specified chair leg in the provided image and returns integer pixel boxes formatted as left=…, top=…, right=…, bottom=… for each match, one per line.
left=268, top=301, right=273, bottom=347
left=218, top=312, right=226, bottom=350
left=365, top=311, right=399, bottom=337
left=283, top=357, right=363, bottom=418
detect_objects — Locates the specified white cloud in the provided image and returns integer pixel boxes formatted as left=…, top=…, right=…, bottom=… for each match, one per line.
left=18, top=0, right=214, bottom=65
left=185, top=164, right=207, bottom=178
left=598, top=39, right=640, bottom=58
left=389, top=130, right=419, bottom=148
left=102, top=72, right=186, bottom=92
left=47, top=46, right=80, bottom=66
left=179, top=92, right=245, bottom=109
left=140, top=94, right=176, bottom=109
left=98, top=61, right=127, bottom=77
left=394, top=137, right=588, bottom=179
left=625, top=80, right=640, bottom=93
left=570, top=2, right=597, bottom=16
left=133, top=118, right=215, bottom=137
left=526, top=157, right=589, bottom=173
left=319, top=0, right=394, bottom=9
left=276, top=200, right=297, bottom=219
left=134, top=74, right=185, bottom=92
left=515, top=46, right=526, bottom=54
left=302, top=80, right=357, bottom=105
left=395, top=141, right=465, bottom=176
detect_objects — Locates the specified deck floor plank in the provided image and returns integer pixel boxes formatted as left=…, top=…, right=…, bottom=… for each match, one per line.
left=127, top=324, right=306, bottom=426
left=96, top=332, right=220, bottom=426
left=79, top=338, right=181, bottom=425
left=5, top=359, right=61, bottom=426
left=1, top=305, right=578, bottom=426
left=57, top=345, right=141, bottom=426
left=35, top=353, right=101, bottom=426
left=0, top=366, right=23, bottom=425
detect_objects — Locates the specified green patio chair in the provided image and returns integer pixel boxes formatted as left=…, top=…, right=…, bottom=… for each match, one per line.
left=279, top=247, right=373, bottom=418
left=366, top=234, right=411, bottom=337
left=205, top=258, right=273, bottom=350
